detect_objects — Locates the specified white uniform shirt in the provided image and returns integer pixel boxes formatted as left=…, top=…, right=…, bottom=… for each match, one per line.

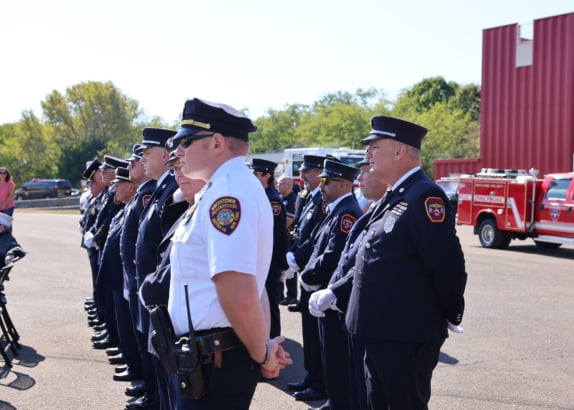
left=168, top=156, right=273, bottom=335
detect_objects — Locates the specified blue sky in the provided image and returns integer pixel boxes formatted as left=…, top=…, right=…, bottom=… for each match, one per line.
left=1, top=0, right=572, bottom=125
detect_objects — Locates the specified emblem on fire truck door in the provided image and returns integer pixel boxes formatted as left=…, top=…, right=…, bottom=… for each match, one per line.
left=549, top=205, right=560, bottom=221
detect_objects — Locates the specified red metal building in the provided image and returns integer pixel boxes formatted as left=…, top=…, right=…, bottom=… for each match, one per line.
left=434, top=12, right=574, bottom=179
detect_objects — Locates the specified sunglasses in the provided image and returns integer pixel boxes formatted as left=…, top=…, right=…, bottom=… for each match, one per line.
left=180, top=132, right=215, bottom=148
left=320, top=177, right=344, bottom=185
left=0, top=172, right=7, bottom=175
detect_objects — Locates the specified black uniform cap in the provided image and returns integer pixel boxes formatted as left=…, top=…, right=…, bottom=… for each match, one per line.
left=301, top=154, right=329, bottom=171
left=361, top=115, right=428, bottom=149
left=250, top=158, right=278, bottom=174
left=171, top=98, right=257, bottom=144
left=111, top=167, right=131, bottom=183
left=127, top=143, right=144, bottom=161
left=82, top=158, right=102, bottom=181
left=141, top=128, right=177, bottom=150
left=319, top=159, right=359, bottom=182
left=100, top=155, right=130, bottom=170
left=355, top=156, right=370, bottom=167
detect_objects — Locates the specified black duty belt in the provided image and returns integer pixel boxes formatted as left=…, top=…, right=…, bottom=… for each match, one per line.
left=177, top=327, right=242, bottom=368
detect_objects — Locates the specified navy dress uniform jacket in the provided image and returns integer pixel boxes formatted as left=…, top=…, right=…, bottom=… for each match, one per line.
left=135, top=174, right=179, bottom=287
left=346, top=170, right=467, bottom=342
left=289, top=190, right=327, bottom=269
left=300, top=194, right=363, bottom=288
left=328, top=207, right=374, bottom=313
left=93, top=188, right=123, bottom=250
left=120, top=179, right=155, bottom=295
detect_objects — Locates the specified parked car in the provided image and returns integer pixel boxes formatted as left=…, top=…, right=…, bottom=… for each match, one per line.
left=14, top=179, right=73, bottom=200
left=435, top=177, right=460, bottom=211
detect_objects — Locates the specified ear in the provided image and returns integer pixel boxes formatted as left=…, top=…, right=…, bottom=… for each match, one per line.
left=212, top=132, right=225, bottom=151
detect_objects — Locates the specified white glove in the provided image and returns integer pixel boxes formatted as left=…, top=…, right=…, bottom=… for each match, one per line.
left=280, top=267, right=296, bottom=282
left=447, top=320, right=464, bottom=334
left=77, top=223, right=84, bottom=233
left=286, top=252, right=300, bottom=271
left=4, top=255, right=14, bottom=267
left=310, top=288, right=340, bottom=313
left=309, top=291, right=325, bottom=317
left=83, top=231, right=95, bottom=248
left=309, top=303, right=325, bottom=317
left=300, top=279, right=320, bottom=293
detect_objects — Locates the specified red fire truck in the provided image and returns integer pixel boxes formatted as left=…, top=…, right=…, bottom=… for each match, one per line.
left=456, top=169, right=574, bottom=249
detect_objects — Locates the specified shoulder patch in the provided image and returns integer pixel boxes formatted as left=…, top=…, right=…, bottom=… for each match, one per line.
left=270, top=200, right=282, bottom=216
left=210, top=196, right=241, bottom=235
left=141, top=194, right=152, bottom=208
left=424, top=196, right=446, bottom=222
left=340, top=213, right=357, bottom=234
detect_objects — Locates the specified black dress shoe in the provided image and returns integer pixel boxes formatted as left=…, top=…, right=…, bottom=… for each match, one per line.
left=125, top=393, right=157, bottom=409
left=287, top=378, right=313, bottom=391
left=115, top=364, right=128, bottom=373
left=93, top=338, right=116, bottom=350
left=88, top=318, right=105, bottom=327
left=309, top=401, right=331, bottom=410
left=125, top=382, right=146, bottom=397
left=106, top=347, right=121, bottom=356
left=114, top=369, right=143, bottom=382
left=87, top=313, right=99, bottom=321
left=91, top=330, right=109, bottom=342
left=294, top=387, right=327, bottom=401
left=93, top=323, right=108, bottom=332
left=108, top=354, right=125, bottom=365
left=280, top=297, right=297, bottom=306
left=288, top=303, right=302, bottom=312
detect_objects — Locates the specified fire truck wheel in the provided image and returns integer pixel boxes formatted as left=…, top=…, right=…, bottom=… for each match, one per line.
left=478, top=219, right=509, bottom=249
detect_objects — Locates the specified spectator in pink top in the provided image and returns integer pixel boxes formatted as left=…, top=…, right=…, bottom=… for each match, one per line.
left=0, top=167, right=15, bottom=216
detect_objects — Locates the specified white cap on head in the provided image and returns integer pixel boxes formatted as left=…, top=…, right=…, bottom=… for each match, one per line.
left=0, top=212, right=13, bottom=228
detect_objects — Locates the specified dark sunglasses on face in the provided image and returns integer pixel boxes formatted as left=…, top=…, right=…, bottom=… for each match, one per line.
left=320, top=177, right=344, bottom=185
left=180, top=132, right=215, bottom=148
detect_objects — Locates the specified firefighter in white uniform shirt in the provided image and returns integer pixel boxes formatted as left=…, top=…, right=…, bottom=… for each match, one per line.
left=167, top=97, right=292, bottom=409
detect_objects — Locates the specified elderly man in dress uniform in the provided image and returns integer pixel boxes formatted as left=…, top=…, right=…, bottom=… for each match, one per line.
left=346, top=115, right=467, bottom=410
left=249, top=158, right=289, bottom=338
left=168, top=97, right=291, bottom=409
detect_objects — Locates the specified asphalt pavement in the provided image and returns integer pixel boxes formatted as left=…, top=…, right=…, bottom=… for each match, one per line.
left=0, top=211, right=573, bottom=409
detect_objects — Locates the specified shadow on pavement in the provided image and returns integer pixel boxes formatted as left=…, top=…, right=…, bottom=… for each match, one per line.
left=439, top=351, right=459, bottom=365
left=0, top=400, right=16, bottom=410
left=0, top=344, right=44, bottom=394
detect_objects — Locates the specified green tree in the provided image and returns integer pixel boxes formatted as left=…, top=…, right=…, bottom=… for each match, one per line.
left=1, top=111, right=59, bottom=184
left=40, top=81, right=141, bottom=184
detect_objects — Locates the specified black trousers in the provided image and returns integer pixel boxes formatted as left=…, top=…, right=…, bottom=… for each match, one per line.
left=318, top=311, right=351, bottom=409
left=265, top=267, right=282, bottom=338
left=300, top=288, right=325, bottom=390
left=364, top=338, right=444, bottom=410
left=171, top=345, right=260, bottom=410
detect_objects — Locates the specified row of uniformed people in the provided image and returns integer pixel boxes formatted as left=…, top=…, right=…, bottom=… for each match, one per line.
left=81, top=98, right=293, bottom=410
left=80, top=129, right=193, bottom=409
left=281, top=115, right=467, bottom=410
